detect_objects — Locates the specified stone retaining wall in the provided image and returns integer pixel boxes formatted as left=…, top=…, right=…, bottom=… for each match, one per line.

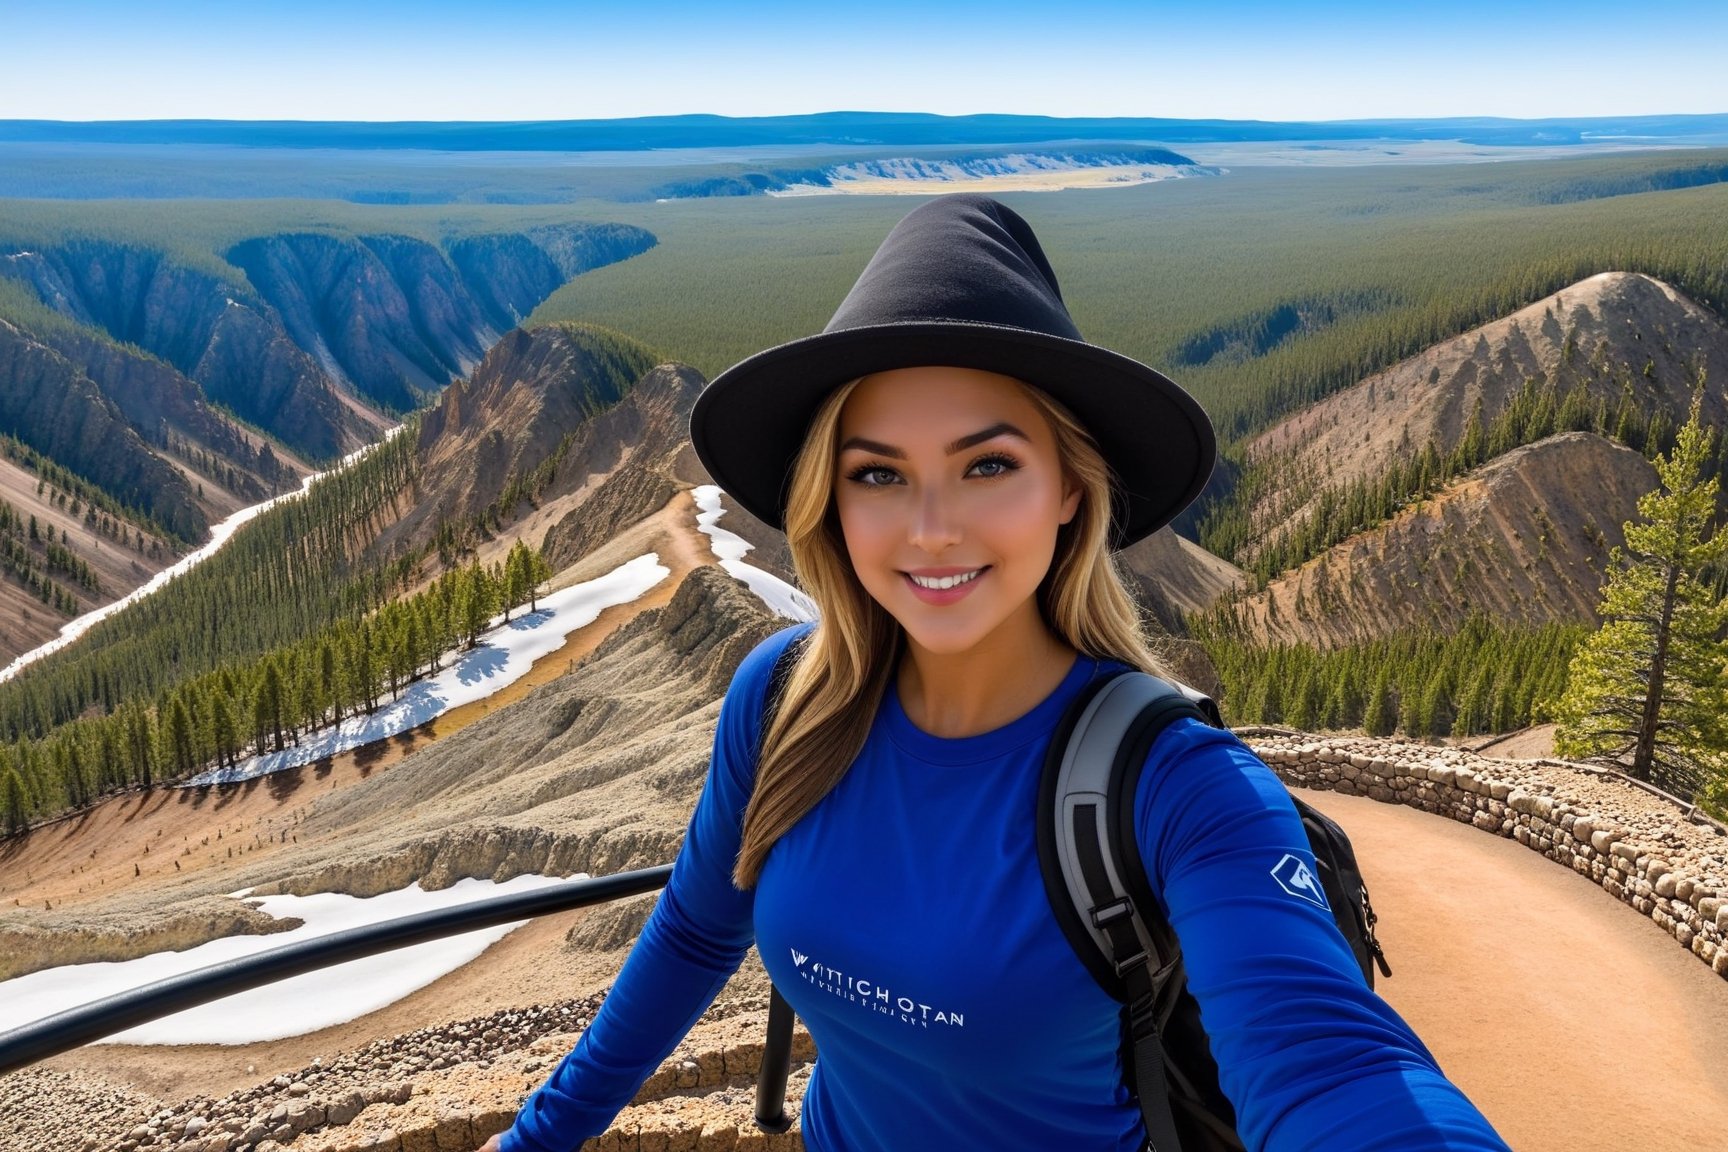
left=1245, top=733, right=1728, bottom=982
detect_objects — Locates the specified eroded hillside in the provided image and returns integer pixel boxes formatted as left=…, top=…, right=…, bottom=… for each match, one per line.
left=1244, top=272, right=1728, bottom=561
left=1228, top=432, right=1658, bottom=647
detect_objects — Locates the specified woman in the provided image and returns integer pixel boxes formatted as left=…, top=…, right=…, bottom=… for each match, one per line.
left=485, top=196, right=1508, bottom=1151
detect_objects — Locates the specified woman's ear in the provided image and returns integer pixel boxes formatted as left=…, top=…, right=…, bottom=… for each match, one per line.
left=1059, top=472, right=1082, bottom=526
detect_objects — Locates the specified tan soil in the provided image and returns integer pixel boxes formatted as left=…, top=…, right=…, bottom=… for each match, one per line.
left=1302, top=789, right=1728, bottom=1152
left=1461, top=723, right=1558, bottom=760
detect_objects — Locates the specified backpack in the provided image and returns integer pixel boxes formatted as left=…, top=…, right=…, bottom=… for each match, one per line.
left=752, top=640, right=1390, bottom=1151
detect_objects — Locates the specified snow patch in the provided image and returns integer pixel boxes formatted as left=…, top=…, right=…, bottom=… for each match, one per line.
left=693, top=485, right=816, bottom=622
left=0, top=873, right=576, bottom=1045
left=180, top=552, right=669, bottom=787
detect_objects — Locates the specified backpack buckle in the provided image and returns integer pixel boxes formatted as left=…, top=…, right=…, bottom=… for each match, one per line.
left=1091, top=898, right=1150, bottom=975
left=1091, top=896, right=1134, bottom=928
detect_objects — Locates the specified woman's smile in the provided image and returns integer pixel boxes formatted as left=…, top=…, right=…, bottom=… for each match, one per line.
left=834, top=366, right=1079, bottom=664
left=904, top=565, right=992, bottom=601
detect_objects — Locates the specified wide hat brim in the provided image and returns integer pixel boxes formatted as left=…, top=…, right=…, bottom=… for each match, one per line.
left=691, top=320, right=1215, bottom=551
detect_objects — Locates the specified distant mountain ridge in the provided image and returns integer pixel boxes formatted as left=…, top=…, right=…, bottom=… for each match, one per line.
left=5, top=112, right=1728, bottom=150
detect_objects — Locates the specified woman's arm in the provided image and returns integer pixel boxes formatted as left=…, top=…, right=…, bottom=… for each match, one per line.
left=496, top=625, right=809, bottom=1152
left=1136, top=719, right=1511, bottom=1152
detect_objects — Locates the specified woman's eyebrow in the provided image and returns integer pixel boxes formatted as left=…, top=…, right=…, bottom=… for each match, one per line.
left=948, top=422, right=1029, bottom=454
left=838, top=422, right=1029, bottom=459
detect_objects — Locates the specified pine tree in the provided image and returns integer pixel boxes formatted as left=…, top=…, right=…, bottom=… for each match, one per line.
left=163, top=696, right=196, bottom=778
left=502, top=540, right=531, bottom=622
left=1553, top=393, right=1728, bottom=797
left=456, top=560, right=496, bottom=649
left=527, top=549, right=553, bottom=612
left=211, top=691, right=239, bottom=769
left=2, top=763, right=26, bottom=834
left=255, top=661, right=287, bottom=754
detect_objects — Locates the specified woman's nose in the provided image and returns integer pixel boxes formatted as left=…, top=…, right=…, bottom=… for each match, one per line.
left=907, top=486, right=962, bottom=553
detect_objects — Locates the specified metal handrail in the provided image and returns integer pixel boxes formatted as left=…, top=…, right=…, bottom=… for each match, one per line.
left=0, top=863, right=673, bottom=1076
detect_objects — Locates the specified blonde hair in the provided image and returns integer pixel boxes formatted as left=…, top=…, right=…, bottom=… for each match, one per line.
left=732, top=376, right=1164, bottom=888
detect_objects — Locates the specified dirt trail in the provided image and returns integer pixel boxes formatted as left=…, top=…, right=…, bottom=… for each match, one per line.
left=1303, top=790, right=1728, bottom=1152
left=0, top=490, right=714, bottom=915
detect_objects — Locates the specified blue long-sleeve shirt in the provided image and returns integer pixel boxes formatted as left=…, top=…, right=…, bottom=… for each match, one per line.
left=502, top=624, right=1508, bottom=1151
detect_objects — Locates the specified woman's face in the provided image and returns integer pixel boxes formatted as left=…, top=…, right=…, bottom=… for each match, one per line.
left=833, top=366, right=1080, bottom=660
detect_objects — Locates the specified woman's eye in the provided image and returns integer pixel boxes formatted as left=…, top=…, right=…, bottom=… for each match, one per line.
left=848, top=465, right=901, bottom=487
left=968, top=454, right=1019, bottom=478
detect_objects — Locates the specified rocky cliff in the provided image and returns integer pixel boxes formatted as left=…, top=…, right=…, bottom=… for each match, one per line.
left=0, top=319, right=205, bottom=540
left=379, top=324, right=675, bottom=567
left=227, top=224, right=656, bottom=414
left=1, top=223, right=656, bottom=463
left=1, top=242, right=369, bottom=461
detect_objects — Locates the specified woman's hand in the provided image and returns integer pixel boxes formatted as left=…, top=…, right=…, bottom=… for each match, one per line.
left=474, top=1134, right=504, bottom=1152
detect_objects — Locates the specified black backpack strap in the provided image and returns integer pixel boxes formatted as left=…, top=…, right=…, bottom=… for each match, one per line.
left=1038, top=670, right=1232, bottom=1152
left=754, top=630, right=810, bottom=1134
left=1292, top=797, right=1392, bottom=982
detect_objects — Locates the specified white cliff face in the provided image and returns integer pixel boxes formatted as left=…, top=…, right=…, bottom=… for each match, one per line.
left=767, top=151, right=1223, bottom=196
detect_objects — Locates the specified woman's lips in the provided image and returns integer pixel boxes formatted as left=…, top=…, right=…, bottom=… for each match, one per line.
left=902, top=566, right=988, bottom=604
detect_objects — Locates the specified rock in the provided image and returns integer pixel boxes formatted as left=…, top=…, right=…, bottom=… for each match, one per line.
left=287, top=1101, right=325, bottom=1130
left=287, top=1081, right=311, bottom=1097
left=326, top=1090, right=368, bottom=1126
left=401, top=1127, right=440, bottom=1152
left=433, top=1114, right=474, bottom=1149
left=1655, top=873, right=1679, bottom=899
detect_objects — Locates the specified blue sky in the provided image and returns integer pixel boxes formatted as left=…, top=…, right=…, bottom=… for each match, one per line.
left=3, top=1, right=1724, bottom=122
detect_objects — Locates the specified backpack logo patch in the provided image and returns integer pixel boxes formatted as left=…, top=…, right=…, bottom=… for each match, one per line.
left=1271, top=853, right=1330, bottom=909
left=791, top=949, right=809, bottom=969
